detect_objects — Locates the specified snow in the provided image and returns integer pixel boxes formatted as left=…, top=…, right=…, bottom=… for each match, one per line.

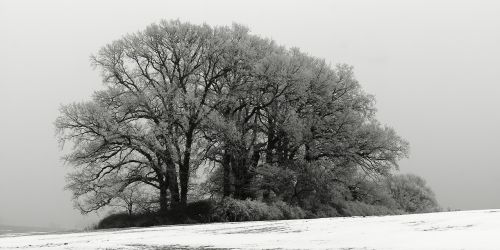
left=1, top=209, right=499, bottom=249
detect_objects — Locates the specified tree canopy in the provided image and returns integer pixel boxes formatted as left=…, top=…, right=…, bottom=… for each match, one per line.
left=56, top=20, right=409, bottom=215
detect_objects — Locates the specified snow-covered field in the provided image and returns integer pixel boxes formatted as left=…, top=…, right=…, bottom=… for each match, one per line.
left=1, top=209, right=499, bottom=249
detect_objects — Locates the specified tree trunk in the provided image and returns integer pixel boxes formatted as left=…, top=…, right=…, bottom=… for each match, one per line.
left=304, top=144, right=311, bottom=162
left=159, top=183, right=168, bottom=214
left=167, top=167, right=180, bottom=207
left=232, top=155, right=251, bottom=199
left=163, top=153, right=180, bottom=207
left=180, top=128, right=194, bottom=207
left=222, top=148, right=233, bottom=197
left=266, top=116, right=276, bottom=164
left=128, top=203, right=133, bottom=215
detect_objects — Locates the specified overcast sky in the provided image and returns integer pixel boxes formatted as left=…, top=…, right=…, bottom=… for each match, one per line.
left=1, top=0, right=499, bottom=229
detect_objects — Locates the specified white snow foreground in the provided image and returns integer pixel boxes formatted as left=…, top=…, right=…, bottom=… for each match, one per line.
left=1, top=209, right=499, bottom=249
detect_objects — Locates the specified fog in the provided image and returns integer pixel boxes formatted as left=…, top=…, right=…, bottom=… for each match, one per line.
left=0, top=0, right=499, bottom=229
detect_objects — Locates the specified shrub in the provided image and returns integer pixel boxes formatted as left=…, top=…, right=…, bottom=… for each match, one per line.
left=210, top=198, right=262, bottom=222
left=243, top=199, right=283, bottom=220
left=210, top=198, right=306, bottom=222
left=387, top=174, right=441, bottom=213
left=342, top=201, right=403, bottom=217
left=184, top=199, right=215, bottom=222
left=253, top=164, right=297, bottom=202
left=289, top=160, right=353, bottom=213
left=273, top=200, right=307, bottom=219
left=211, top=198, right=249, bottom=222
left=97, top=212, right=171, bottom=229
left=97, top=200, right=216, bottom=229
left=165, top=199, right=216, bottom=224
left=348, top=177, right=398, bottom=209
left=312, top=204, right=342, bottom=218
left=97, top=213, right=135, bottom=229
left=98, top=197, right=402, bottom=230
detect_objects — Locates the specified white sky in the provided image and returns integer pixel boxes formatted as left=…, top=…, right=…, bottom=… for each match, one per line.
left=0, top=0, right=499, bottom=229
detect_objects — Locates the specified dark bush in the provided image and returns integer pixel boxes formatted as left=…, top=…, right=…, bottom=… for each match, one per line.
left=99, top=198, right=305, bottom=228
left=97, top=213, right=132, bottom=229
left=184, top=199, right=216, bottom=222
left=97, top=200, right=216, bottom=229
left=97, top=212, right=171, bottom=229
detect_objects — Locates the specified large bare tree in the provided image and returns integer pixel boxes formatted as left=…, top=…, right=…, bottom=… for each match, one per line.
left=57, top=20, right=260, bottom=211
left=57, top=20, right=409, bottom=214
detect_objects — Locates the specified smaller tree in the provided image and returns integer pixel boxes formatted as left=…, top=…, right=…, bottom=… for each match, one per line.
left=110, top=183, right=159, bottom=215
left=386, top=174, right=440, bottom=213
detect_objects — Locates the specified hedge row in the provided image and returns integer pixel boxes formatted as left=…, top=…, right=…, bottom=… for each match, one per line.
left=97, top=198, right=307, bottom=229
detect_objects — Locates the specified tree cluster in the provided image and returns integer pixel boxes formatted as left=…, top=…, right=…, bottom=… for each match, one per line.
left=56, top=20, right=413, bottom=217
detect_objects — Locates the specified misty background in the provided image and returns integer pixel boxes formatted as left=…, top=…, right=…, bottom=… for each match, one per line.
left=0, top=0, right=499, bottom=229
